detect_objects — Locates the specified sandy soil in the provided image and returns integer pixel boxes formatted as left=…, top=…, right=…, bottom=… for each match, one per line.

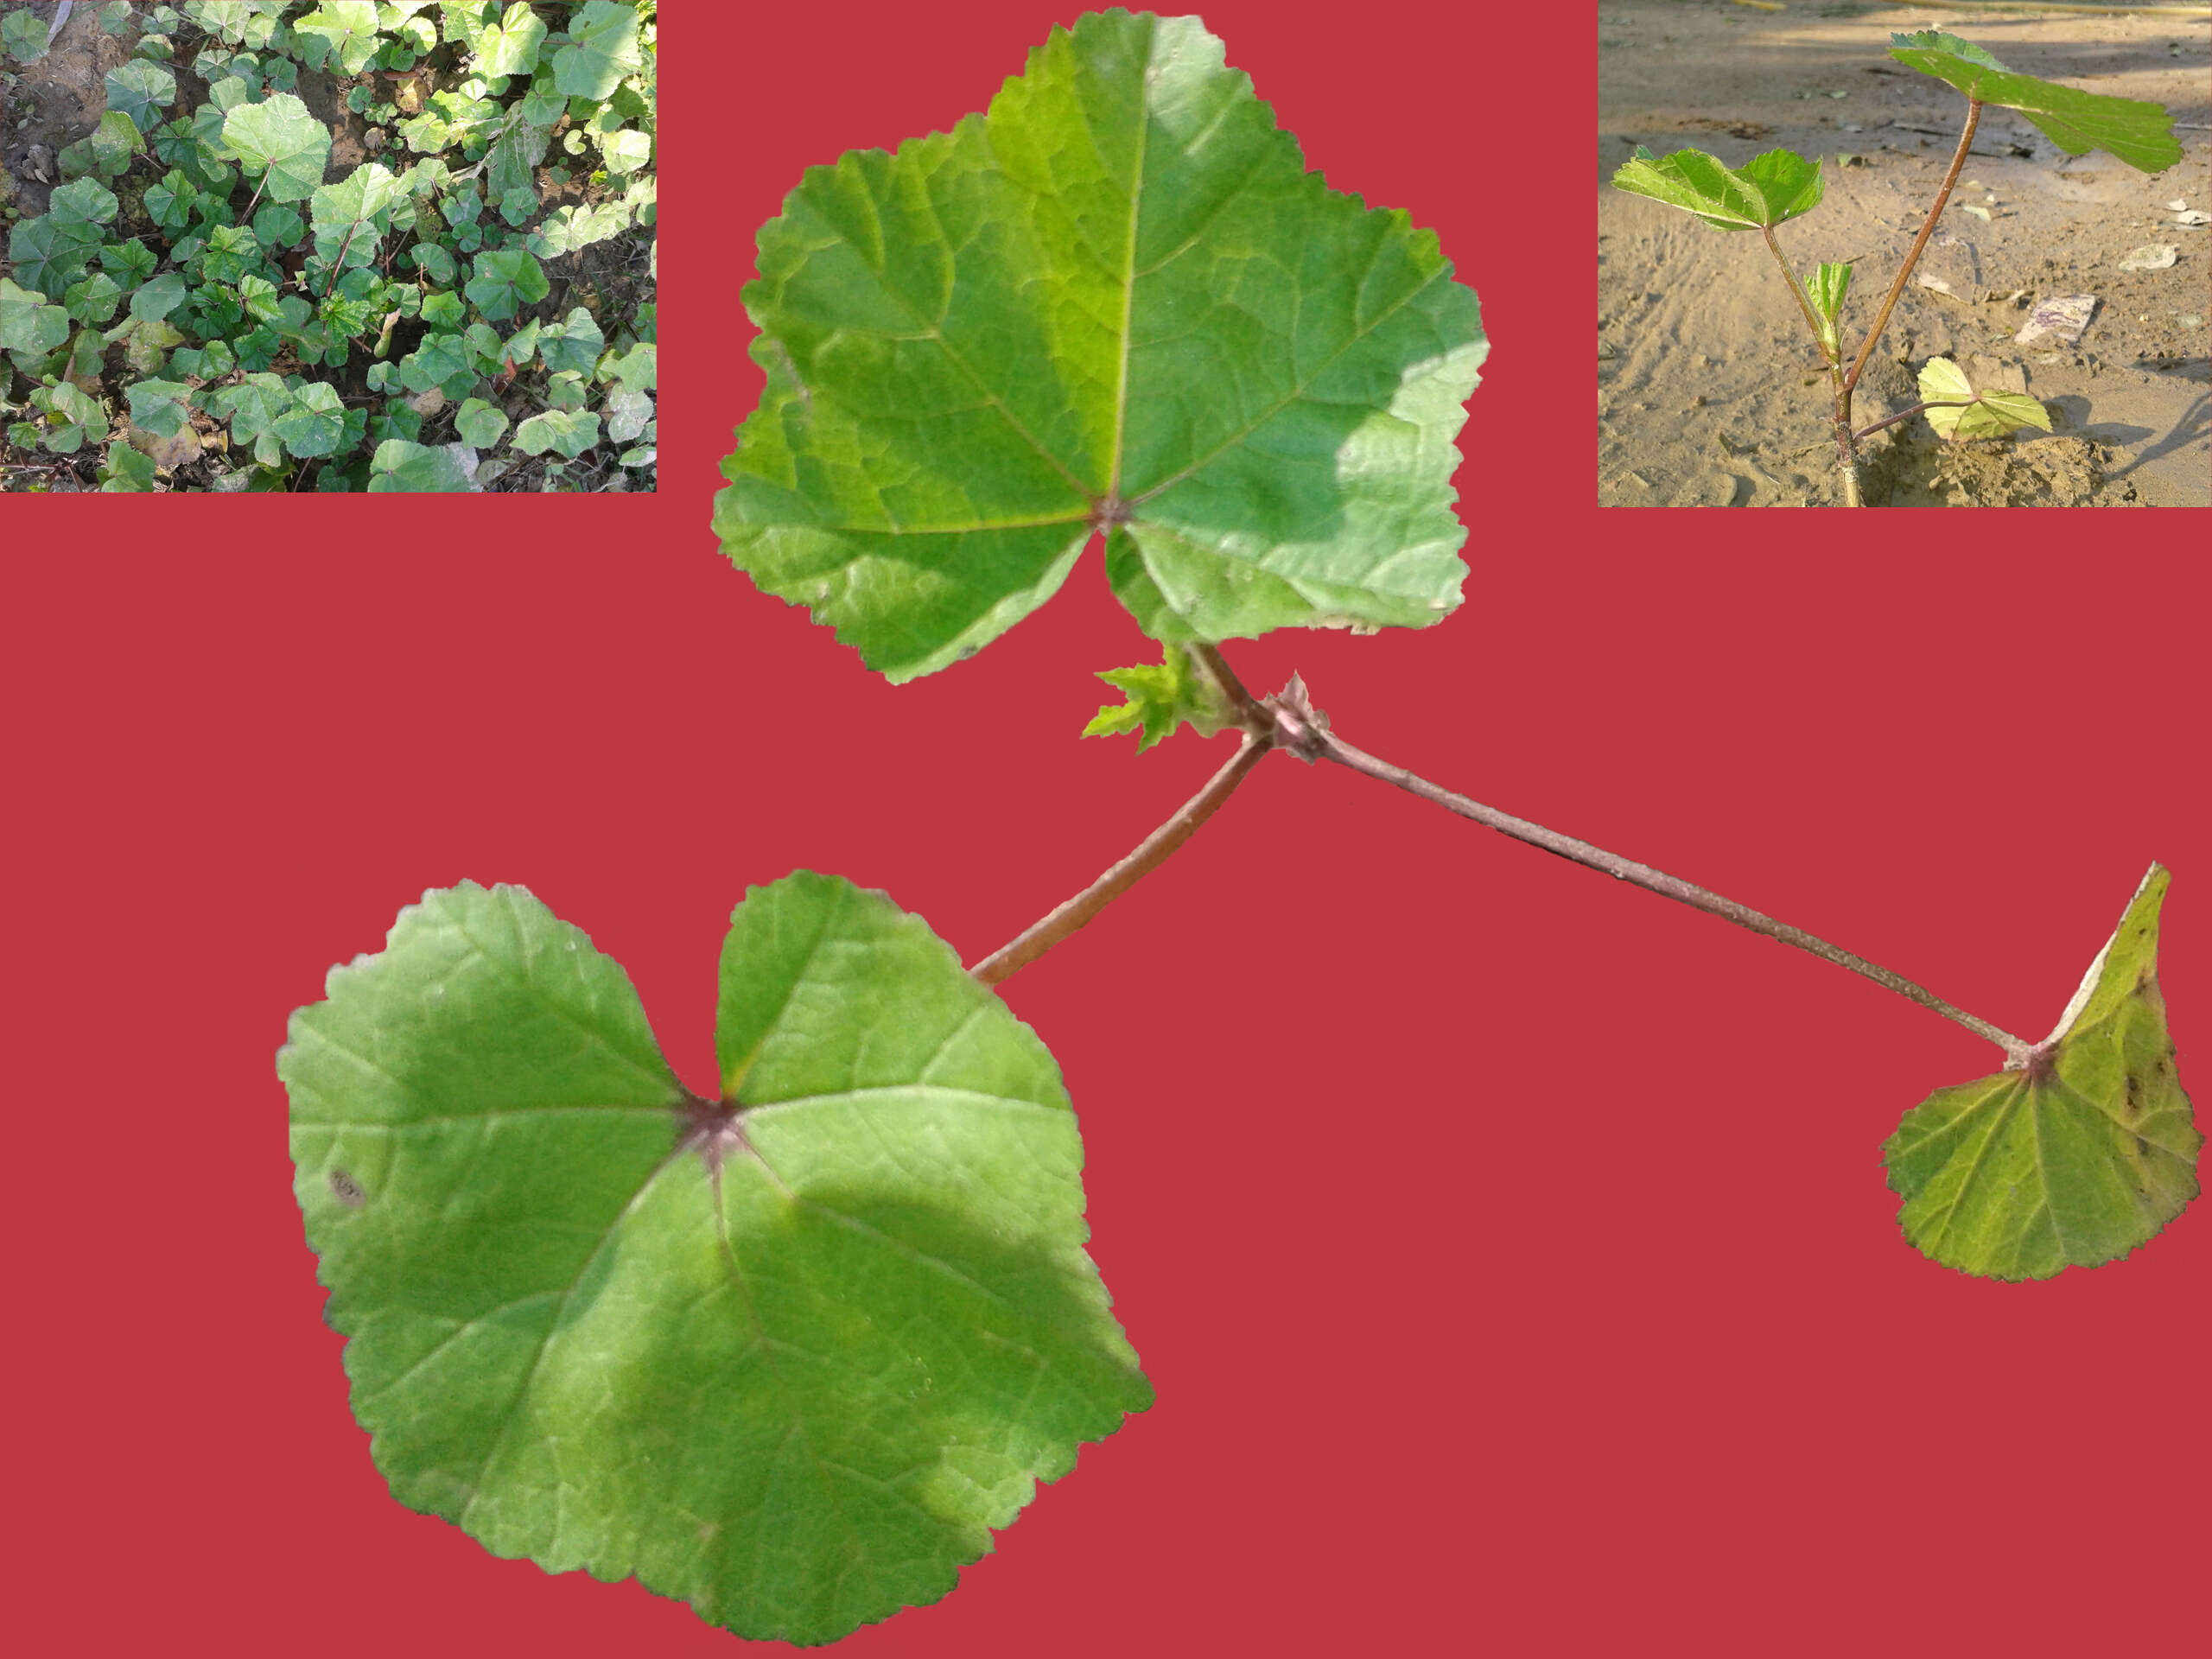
left=1599, top=0, right=2211, bottom=506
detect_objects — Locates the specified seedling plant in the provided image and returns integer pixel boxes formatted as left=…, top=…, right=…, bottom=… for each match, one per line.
left=278, top=11, right=2201, bottom=1648
left=1610, top=30, right=2179, bottom=506
left=1, top=0, right=657, bottom=491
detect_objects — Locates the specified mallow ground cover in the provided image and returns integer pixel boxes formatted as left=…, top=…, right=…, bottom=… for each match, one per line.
left=1, top=0, right=655, bottom=490
left=277, top=10, right=2197, bottom=1647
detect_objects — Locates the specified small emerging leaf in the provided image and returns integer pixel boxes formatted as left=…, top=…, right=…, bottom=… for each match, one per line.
left=1611, top=144, right=1824, bottom=232
left=1808, top=263, right=1851, bottom=358
left=1889, top=32, right=2180, bottom=175
left=1084, top=645, right=1236, bottom=753
left=1884, top=867, right=2200, bottom=1280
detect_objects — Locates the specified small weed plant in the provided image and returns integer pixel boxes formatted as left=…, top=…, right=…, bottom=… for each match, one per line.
left=1611, top=29, right=2178, bottom=506
left=276, top=11, right=2200, bottom=1645
left=1, top=0, right=656, bottom=491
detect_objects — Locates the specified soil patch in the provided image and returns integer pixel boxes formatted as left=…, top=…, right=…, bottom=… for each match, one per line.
left=1599, top=0, right=2211, bottom=507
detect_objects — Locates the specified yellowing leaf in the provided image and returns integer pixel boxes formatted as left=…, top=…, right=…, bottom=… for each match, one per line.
left=1884, top=868, right=2200, bottom=1280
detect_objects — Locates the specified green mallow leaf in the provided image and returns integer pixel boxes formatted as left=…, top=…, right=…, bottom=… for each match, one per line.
left=146, top=169, right=200, bottom=234
left=537, top=304, right=602, bottom=375
left=3, top=277, right=74, bottom=355
left=279, top=875, right=1147, bottom=1645
left=209, top=371, right=294, bottom=466
left=513, top=405, right=600, bottom=458
left=1611, top=144, right=1824, bottom=232
left=64, top=270, right=124, bottom=326
left=293, top=2, right=384, bottom=75
left=106, top=60, right=180, bottom=133
left=254, top=202, right=306, bottom=248
left=367, top=437, right=474, bottom=490
left=100, top=443, right=160, bottom=490
left=552, top=0, right=642, bottom=100
left=454, top=396, right=509, bottom=448
left=464, top=246, right=549, bottom=320
left=1916, top=356, right=2052, bottom=442
left=599, top=125, right=650, bottom=175
left=223, top=93, right=334, bottom=205
left=273, top=378, right=347, bottom=455
left=51, top=176, right=122, bottom=234
left=1889, top=31, right=2181, bottom=175
left=1884, top=867, right=2200, bottom=1280
left=1084, top=644, right=1236, bottom=752
left=128, top=377, right=194, bottom=440
left=130, top=272, right=189, bottom=324
left=103, top=236, right=158, bottom=287
left=87, top=110, right=148, bottom=176
left=715, top=10, right=1487, bottom=683
left=477, top=1, right=547, bottom=79
left=3, top=7, right=48, bottom=63
left=10, top=216, right=99, bottom=302
left=409, top=240, right=456, bottom=284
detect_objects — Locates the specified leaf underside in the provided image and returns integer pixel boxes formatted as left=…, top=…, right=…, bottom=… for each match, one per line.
left=1916, top=356, right=2052, bottom=442
left=1609, top=144, right=1825, bottom=232
left=280, top=877, right=1149, bottom=1644
left=1889, top=31, right=2181, bottom=175
left=1884, top=866, right=2201, bottom=1281
left=715, top=9, right=1487, bottom=683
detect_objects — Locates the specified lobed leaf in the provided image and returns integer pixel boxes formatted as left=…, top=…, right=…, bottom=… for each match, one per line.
left=1885, top=868, right=2200, bottom=1279
left=1084, top=645, right=1236, bottom=752
left=513, top=406, right=600, bottom=458
left=1916, top=357, right=2052, bottom=442
left=294, top=1, right=384, bottom=76
left=464, top=247, right=549, bottom=321
left=552, top=0, right=642, bottom=100
left=368, top=437, right=474, bottom=490
left=1611, top=144, right=1824, bottom=232
left=716, top=10, right=1486, bottom=683
left=1889, top=31, right=2180, bottom=175
left=223, top=93, right=334, bottom=204
left=279, top=876, right=1147, bottom=1644
left=273, top=379, right=347, bottom=456
left=3, top=277, right=73, bottom=356
left=106, top=60, right=181, bottom=133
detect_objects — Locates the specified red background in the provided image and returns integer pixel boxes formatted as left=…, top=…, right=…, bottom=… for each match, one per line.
left=9, top=2, right=2210, bottom=1654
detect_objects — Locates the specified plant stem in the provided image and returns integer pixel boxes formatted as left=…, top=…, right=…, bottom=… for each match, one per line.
left=1262, top=684, right=2032, bottom=1064
left=1841, top=98, right=1981, bottom=401
left=1855, top=399, right=1974, bottom=441
left=244, top=173, right=267, bottom=221
left=1762, top=226, right=1831, bottom=363
left=970, top=733, right=1273, bottom=986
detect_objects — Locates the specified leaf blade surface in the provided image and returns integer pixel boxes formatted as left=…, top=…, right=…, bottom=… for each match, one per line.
left=1883, top=867, right=2201, bottom=1279
left=716, top=11, right=1485, bottom=681
left=280, top=876, right=1147, bottom=1643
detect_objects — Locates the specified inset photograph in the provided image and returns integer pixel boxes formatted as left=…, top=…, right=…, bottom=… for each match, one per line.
left=2, top=0, right=656, bottom=491
left=1599, top=1, right=2208, bottom=507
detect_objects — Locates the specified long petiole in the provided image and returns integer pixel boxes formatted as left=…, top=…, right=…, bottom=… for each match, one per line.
left=970, top=731, right=1272, bottom=986
left=1763, top=225, right=1834, bottom=364
left=1854, top=399, right=1974, bottom=441
left=1260, top=677, right=2032, bottom=1064
left=978, top=646, right=2033, bottom=1065
left=1841, top=98, right=1982, bottom=400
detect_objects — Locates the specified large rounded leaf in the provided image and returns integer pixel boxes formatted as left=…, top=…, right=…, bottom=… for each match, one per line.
left=223, top=92, right=334, bottom=204
left=1889, top=30, right=2180, bottom=175
left=715, top=10, right=1487, bottom=682
left=280, top=876, right=1148, bottom=1644
left=1884, top=867, right=2201, bottom=1280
